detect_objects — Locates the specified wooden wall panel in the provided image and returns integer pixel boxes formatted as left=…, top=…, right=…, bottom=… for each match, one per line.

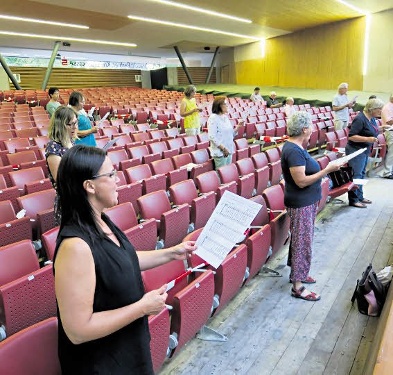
left=9, top=67, right=142, bottom=90
left=177, top=67, right=216, bottom=85
left=235, top=17, right=365, bottom=90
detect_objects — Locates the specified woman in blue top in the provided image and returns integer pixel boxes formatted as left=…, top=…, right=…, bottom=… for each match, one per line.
left=281, top=112, right=341, bottom=301
left=69, top=91, right=97, bottom=147
left=345, top=98, right=384, bottom=208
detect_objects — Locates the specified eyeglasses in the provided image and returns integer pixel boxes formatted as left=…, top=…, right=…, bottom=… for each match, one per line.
left=66, top=121, right=78, bottom=128
left=92, top=169, right=117, bottom=180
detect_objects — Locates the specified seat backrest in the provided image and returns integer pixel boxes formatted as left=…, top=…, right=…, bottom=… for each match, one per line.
left=104, top=202, right=138, bottom=231
left=172, top=153, right=192, bottom=169
left=265, top=147, right=280, bottom=164
left=9, top=166, right=45, bottom=191
left=128, top=145, right=149, bottom=160
left=195, top=171, right=220, bottom=193
left=249, top=195, right=270, bottom=226
left=165, top=128, right=179, bottom=138
left=234, top=138, right=248, bottom=150
left=125, top=164, right=152, bottom=183
left=132, top=132, right=150, bottom=143
left=0, top=174, right=7, bottom=189
left=236, top=158, right=255, bottom=176
left=217, top=163, right=239, bottom=184
left=191, top=149, right=209, bottom=164
left=317, top=156, right=329, bottom=170
left=137, top=190, right=171, bottom=220
left=183, top=135, right=198, bottom=146
left=107, top=149, right=128, bottom=168
left=166, top=137, right=184, bottom=150
left=252, top=152, right=269, bottom=169
left=169, top=179, right=198, bottom=206
left=150, top=158, right=174, bottom=175
left=0, top=317, right=60, bottom=375
left=262, top=185, right=285, bottom=211
left=148, top=141, right=168, bottom=155
left=6, top=150, right=37, bottom=166
left=197, top=132, right=209, bottom=143
left=17, top=188, right=56, bottom=220
left=0, top=200, right=16, bottom=224
left=41, top=226, right=60, bottom=262
left=4, top=138, right=31, bottom=153
left=0, top=240, right=40, bottom=286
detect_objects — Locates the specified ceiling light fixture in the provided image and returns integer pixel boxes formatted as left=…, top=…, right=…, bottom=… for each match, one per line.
left=0, top=31, right=137, bottom=47
left=127, top=15, right=260, bottom=40
left=150, top=0, right=252, bottom=23
left=0, top=15, right=89, bottom=29
left=335, top=0, right=367, bottom=15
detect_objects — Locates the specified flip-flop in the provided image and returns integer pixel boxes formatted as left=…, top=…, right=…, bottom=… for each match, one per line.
left=291, top=286, right=320, bottom=301
left=349, top=202, right=367, bottom=208
left=289, top=276, right=316, bottom=284
left=361, top=198, right=372, bottom=204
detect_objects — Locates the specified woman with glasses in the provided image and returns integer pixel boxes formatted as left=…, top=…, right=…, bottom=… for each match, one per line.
left=207, top=96, right=244, bottom=169
left=45, top=106, right=78, bottom=223
left=69, top=91, right=97, bottom=147
left=54, top=145, right=196, bottom=374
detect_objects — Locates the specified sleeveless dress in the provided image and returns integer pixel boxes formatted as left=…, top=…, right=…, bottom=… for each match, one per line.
left=54, top=215, right=153, bottom=374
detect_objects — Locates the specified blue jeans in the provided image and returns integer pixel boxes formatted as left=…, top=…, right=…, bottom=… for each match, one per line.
left=346, top=144, right=368, bottom=204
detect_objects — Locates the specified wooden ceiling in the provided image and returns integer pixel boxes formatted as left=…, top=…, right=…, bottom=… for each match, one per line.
left=0, top=0, right=391, bottom=58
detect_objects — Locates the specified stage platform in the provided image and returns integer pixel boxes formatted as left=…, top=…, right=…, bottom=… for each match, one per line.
left=165, top=84, right=390, bottom=110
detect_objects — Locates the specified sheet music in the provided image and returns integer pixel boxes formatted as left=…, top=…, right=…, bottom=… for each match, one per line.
left=329, top=147, right=367, bottom=166
left=102, top=137, right=120, bottom=151
left=195, top=191, right=262, bottom=268
left=87, top=107, right=95, bottom=117
left=96, top=112, right=110, bottom=128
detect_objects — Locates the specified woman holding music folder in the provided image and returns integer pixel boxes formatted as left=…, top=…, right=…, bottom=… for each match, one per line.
left=54, top=144, right=196, bottom=374
left=345, top=98, right=384, bottom=208
left=45, top=106, right=77, bottom=224
left=281, top=111, right=342, bottom=301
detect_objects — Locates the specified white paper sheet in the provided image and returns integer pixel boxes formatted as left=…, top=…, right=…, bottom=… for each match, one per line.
left=353, top=179, right=368, bottom=185
left=195, top=191, right=262, bottom=268
left=329, top=147, right=367, bottom=166
left=96, top=112, right=110, bottom=127
left=87, top=107, right=96, bottom=117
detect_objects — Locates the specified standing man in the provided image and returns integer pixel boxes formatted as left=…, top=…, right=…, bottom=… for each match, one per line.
left=266, top=91, right=283, bottom=108
left=250, top=87, right=263, bottom=103
left=46, top=87, right=61, bottom=118
left=332, top=82, right=355, bottom=130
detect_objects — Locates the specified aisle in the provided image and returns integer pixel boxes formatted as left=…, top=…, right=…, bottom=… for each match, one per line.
left=159, top=176, right=393, bottom=375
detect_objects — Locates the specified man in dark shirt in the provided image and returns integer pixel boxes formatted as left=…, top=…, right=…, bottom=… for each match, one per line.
left=266, top=91, right=283, bottom=108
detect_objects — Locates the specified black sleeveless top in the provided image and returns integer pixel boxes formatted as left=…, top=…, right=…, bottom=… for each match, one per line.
left=54, top=215, right=154, bottom=374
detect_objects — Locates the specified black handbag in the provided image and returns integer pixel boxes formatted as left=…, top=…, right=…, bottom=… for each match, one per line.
left=328, top=166, right=353, bottom=189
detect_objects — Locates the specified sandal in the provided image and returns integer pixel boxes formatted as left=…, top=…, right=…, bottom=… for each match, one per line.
left=291, top=286, right=321, bottom=301
left=361, top=198, right=372, bottom=204
left=289, top=276, right=316, bottom=284
left=349, top=202, right=367, bottom=208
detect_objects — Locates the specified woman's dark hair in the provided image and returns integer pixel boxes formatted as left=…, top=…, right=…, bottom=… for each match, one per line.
left=57, top=145, right=107, bottom=239
left=48, top=87, right=59, bottom=98
left=68, top=91, right=84, bottom=107
left=211, top=96, right=227, bottom=115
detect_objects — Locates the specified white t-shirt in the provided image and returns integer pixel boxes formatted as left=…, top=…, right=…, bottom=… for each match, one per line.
left=250, top=93, right=263, bottom=102
left=207, top=114, right=235, bottom=157
left=332, top=94, right=349, bottom=122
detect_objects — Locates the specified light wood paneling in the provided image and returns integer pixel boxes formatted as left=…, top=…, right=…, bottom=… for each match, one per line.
left=235, top=17, right=365, bottom=90
left=8, top=67, right=142, bottom=90
left=177, top=67, right=216, bottom=86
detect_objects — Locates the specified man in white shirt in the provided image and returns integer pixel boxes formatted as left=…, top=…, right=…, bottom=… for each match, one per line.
left=250, top=87, right=263, bottom=103
left=332, top=82, right=355, bottom=130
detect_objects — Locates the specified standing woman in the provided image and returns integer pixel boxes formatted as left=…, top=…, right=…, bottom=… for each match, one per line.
left=345, top=98, right=384, bottom=208
left=208, top=96, right=243, bottom=170
left=281, top=112, right=341, bottom=301
left=180, top=85, right=202, bottom=136
left=54, top=145, right=196, bottom=374
left=69, top=91, right=97, bottom=147
left=45, top=106, right=77, bottom=224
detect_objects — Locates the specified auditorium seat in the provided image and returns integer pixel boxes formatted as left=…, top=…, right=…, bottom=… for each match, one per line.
left=16, top=188, right=56, bottom=239
left=217, top=163, right=255, bottom=198
left=5, top=150, right=37, bottom=166
left=116, top=181, right=142, bottom=214
left=148, top=141, right=179, bottom=159
left=0, top=240, right=39, bottom=286
left=234, top=138, right=260, bottom=157
left=107, top=149, right=129, bottom=170
left=0, top=265, right=56, bottom=340
left=9, top=166, right=47, bottom=195
left=236, top=157, right=269, bottom=195
left=183, top=228, right=248, bottom=316
left=150, top=158, right=188, bottom=189
left=0, top=200, right=32, bottom=247
left=195, top=170, right=237, bottom=204
left=0, top=317, right=60, bottom=375
left=262, top=185, right=290, bottom=256
left=265, top=148, right=282, bottom=186
left=166, top=137, right=193, bottom=154
left=124, top=164, right=166, bottom=195
left=318, top=177, right=330, bottom=213
left=128, top=144, right=161, bottom=165
left=3, top=138, right=33, bottom=154
left=0, top=174, right=21, bottom=212
left=169, top=179, right=216, bottom=230
left=137, top=190, right=190, bottom=248
left=41, top=226, right=60, bottom=262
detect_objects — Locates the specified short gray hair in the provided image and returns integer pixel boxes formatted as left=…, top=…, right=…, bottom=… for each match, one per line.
left=286, top=97, right=294, bottom=103
left=364, top=98, right=384, bottom=113
left=338, top=82, right=348, bottom=90
left=184, top=85, right=196, bottom=98
left=287, top=111, right=312, bottom=137
left=270, top=91, right=276, bottom=96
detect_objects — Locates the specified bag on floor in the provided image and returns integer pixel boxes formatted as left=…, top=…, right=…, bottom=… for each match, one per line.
left=328, top=166, right=353, bottom=189
left=351, top=264, right=388, bottom=317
